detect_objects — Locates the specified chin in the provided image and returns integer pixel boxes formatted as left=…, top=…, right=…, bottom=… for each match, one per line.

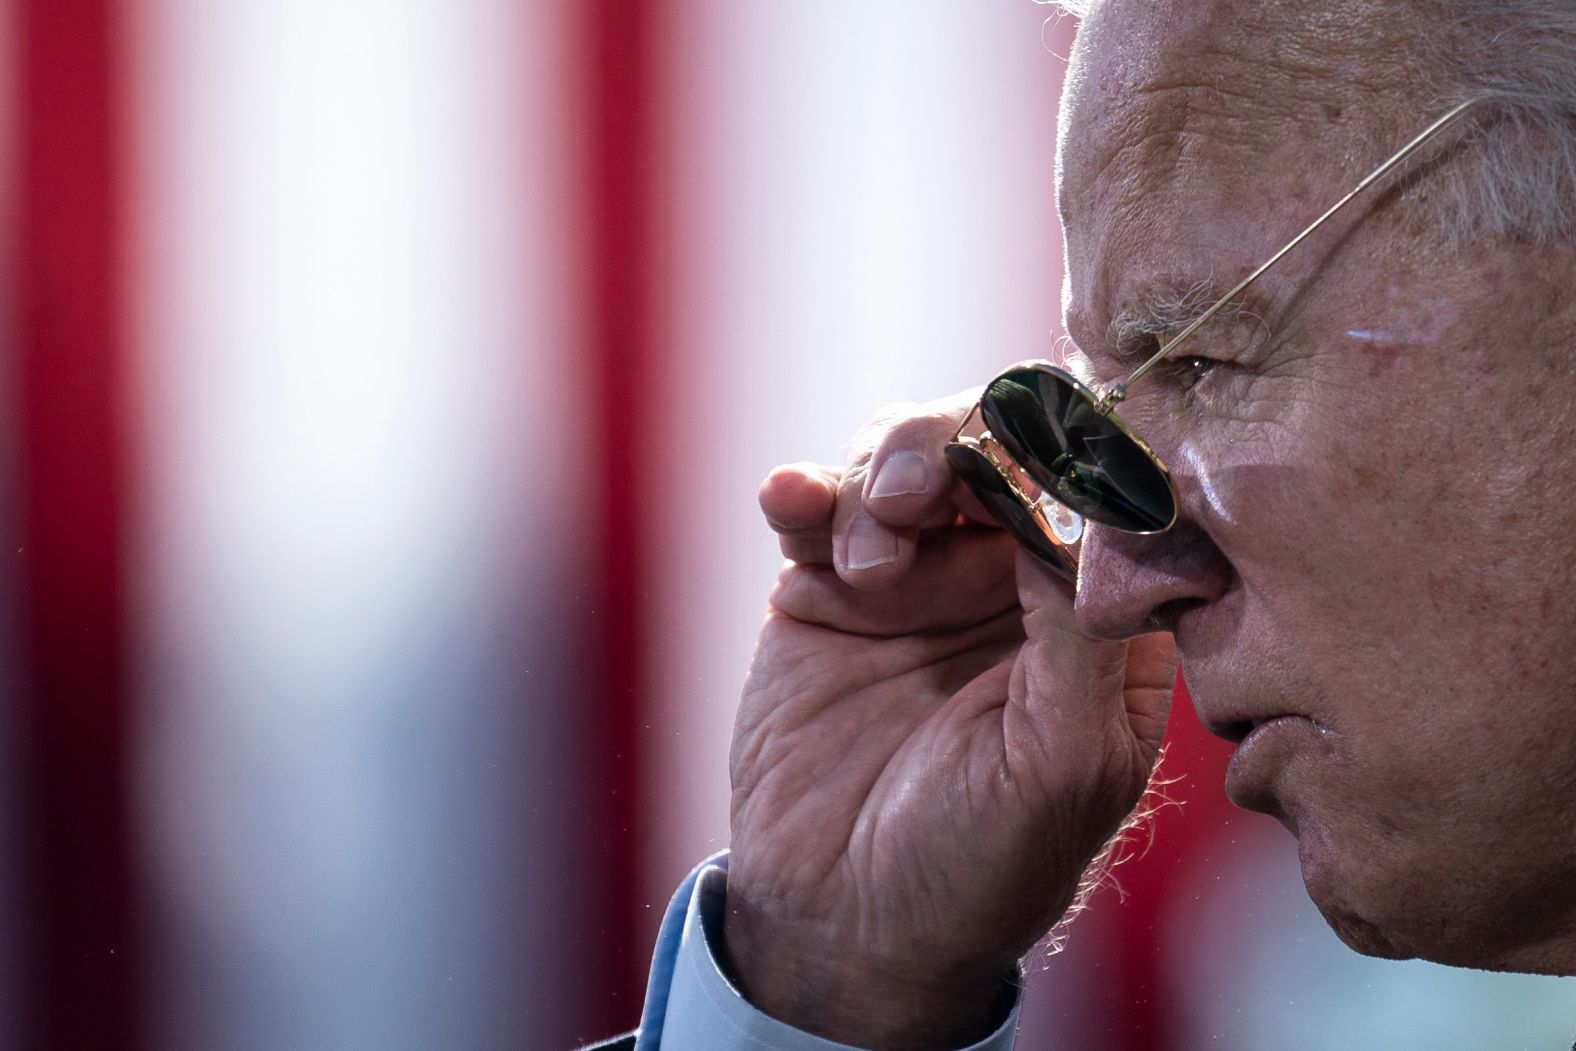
left=1315, top=904, right=1411, bottom=960
left=1294, top=821, right=1415, bottom=961
left=1289, top=808, right=1576, bottom=972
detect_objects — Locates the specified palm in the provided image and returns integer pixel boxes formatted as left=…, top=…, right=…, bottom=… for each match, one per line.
left=729, top=541, right=1175, bottom=979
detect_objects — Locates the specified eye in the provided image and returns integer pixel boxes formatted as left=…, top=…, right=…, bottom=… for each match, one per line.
left=1164, top=353, right=1218, bottom=389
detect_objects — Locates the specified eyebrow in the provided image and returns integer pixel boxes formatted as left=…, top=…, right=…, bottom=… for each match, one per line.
left=1108, top=279, right=1263, bottom=358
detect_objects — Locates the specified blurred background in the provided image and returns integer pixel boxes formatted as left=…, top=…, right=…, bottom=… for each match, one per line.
left=4, top=0, right=1576, bottom=1048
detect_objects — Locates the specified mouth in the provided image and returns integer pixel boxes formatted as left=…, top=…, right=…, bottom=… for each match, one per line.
left=1209, top=714, right=1295, bottom=745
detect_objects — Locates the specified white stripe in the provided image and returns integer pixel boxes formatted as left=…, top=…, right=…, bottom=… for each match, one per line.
left=128, top=0, right=586, bottom=1045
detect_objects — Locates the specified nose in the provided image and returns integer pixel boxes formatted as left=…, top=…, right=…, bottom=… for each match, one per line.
left=1073, top=518, right=1231, bottom=640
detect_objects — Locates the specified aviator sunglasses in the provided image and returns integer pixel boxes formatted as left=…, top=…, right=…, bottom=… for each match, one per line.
left=947, top=98, right=1484, bottom=580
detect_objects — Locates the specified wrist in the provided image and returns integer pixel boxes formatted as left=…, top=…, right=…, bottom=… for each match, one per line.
left=720, top=906, right=1013, bottom=1050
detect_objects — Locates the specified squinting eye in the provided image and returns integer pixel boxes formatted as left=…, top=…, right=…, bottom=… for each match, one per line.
left=1168, top=354, right=1217, bottom=388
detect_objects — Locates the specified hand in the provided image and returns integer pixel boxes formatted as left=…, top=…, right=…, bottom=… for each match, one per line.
left=724, top=393, right=1177, bottom=1049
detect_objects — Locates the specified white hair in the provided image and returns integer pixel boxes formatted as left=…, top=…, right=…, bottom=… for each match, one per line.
left=1427, top=0, right=1576, bottom=246
left=1041, top=0, right=1576, bottom=247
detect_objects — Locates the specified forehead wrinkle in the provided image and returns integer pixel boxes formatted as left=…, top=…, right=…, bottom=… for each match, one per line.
left=1074, top=83, right=1272, bottom=236
left=1066, top=90, right=1319, bottom=362
left=1064, top=20, right=1369, bottom=230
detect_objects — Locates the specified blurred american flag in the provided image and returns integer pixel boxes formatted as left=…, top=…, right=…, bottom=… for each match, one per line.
left=5, top=1, right=1576, bottom=1048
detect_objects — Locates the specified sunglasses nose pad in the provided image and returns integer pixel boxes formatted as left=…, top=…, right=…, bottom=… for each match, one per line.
left=1041, top=497, right=1084, bottom=545
left=943, top=441, right=1077, bottom=582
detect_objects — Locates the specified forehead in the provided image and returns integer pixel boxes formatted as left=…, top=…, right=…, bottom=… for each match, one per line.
left=1057, top=0, right=1407, bottom=348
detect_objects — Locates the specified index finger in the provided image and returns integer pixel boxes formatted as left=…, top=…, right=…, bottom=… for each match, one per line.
left=830, top=390, right=983, bottom=588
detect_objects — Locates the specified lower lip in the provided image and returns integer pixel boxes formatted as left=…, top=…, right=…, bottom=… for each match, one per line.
left=1224, top=715, right=1311, bottom=811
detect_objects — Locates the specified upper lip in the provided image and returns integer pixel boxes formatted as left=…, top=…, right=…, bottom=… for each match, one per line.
left=1183, top=653, right=1301, bottom=743
left=1171, top=583, right=1300, bottom=744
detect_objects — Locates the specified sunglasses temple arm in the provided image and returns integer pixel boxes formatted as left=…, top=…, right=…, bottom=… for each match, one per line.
left=1104, top=97, right=1484, bottom=409
left=951, top=399, right=984, bottom=443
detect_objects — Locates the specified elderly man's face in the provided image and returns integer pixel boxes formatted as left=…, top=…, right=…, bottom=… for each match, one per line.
left=1060, top=2, right=1576, bottom=971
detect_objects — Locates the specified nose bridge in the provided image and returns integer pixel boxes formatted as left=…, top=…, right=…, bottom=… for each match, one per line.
left=1117, top=374, right=1187, bottom=457
left=1109, top=383, right=1193, bottom=529
left=1167, top=432, right=1248, bottom=535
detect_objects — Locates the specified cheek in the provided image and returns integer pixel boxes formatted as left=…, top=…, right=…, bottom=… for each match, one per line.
left=1168, top=410, right=1354, bottom=576
left=1289, top=678, right=1576, bottom=902
left=1173, top=441, right=1239, bottom=526
left=1184, top=371, right=1464, bottom=586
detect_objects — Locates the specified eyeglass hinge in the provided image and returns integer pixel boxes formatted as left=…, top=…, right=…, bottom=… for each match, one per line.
left=1095, top=383, right=1127, bottom=416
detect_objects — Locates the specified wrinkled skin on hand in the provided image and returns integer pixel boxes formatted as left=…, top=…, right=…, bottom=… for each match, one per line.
left=723, top=395, right=1176, bottom=1049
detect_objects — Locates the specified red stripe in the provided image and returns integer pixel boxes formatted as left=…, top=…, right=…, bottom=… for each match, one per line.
left=9, top=0, right=143, bottom=1046
left=581, top=0, right=663, bottom=1035
left=1095, top=674, right=1237, bottom=1050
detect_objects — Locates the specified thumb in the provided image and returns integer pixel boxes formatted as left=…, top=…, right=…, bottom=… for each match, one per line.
left=1118, top=632, right=1177, bottom=768
left=1013, top=550, right=1176, bottom=774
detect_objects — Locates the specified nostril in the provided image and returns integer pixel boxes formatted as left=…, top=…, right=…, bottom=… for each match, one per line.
left=1148, top=596, right=1204, bottom=634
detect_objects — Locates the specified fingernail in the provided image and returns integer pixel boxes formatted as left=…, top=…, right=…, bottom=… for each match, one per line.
left=869, top=451, right=929, bottom=499
left=845, top=514, right=897, bottom=569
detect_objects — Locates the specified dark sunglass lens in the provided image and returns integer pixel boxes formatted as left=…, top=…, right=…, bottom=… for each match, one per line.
left=944, top=443, right=1075, bottom=583
left=980, top=367, right=1176, bottom=533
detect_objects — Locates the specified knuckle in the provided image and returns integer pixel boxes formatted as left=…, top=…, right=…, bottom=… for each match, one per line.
left=878, top=408, right=956, bottom=452
left=861, top=399, right=923, bottom=431
left=767, top=565, right=806, bottom=610
left=767, top=564, right=826, bottom=620
left=844, top=401, right=924, bottom=465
